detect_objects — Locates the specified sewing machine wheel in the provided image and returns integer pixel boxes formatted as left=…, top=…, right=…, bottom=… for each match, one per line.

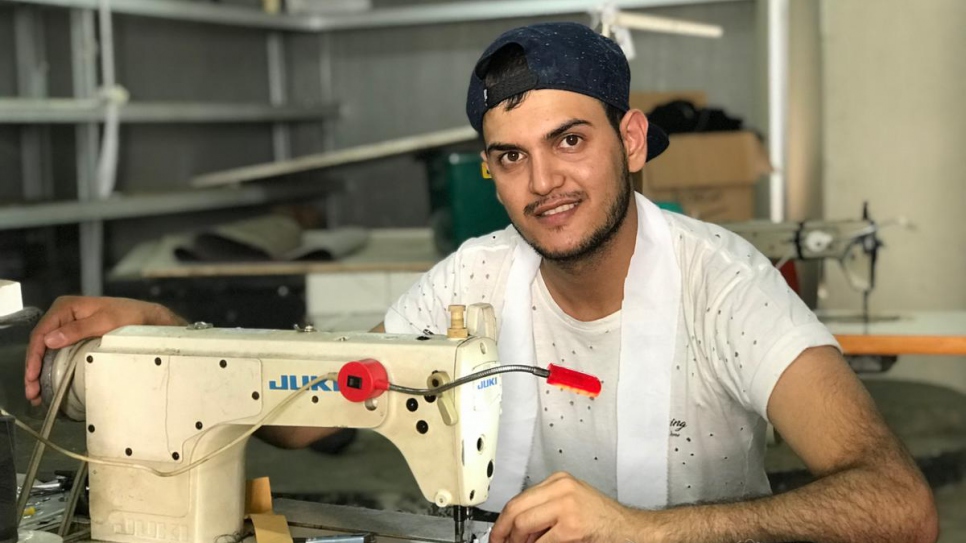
left=40, top=340, right=94, bottom=422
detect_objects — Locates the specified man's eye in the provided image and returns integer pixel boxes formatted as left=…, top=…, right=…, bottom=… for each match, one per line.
left=502, top=151, right=521, bottom=163
left=563, top=135, right=581, bottom=147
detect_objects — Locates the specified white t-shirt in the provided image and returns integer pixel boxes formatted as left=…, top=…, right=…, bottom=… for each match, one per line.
left=385, top=210, right=839, bottom=506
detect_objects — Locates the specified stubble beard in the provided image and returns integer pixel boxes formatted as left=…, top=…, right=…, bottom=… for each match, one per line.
left=513, top=153, right=633, bottom=268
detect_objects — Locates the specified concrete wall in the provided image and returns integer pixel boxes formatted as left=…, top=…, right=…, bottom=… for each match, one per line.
left=820, top=0, right=966, bottom=392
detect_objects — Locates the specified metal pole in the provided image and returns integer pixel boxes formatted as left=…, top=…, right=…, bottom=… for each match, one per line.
left=71, top=8, right=103, bottom=296
left=14, top=6, right=53, bottom=202
left=318, top=32, right=343, bottom=227
left=57, top=460, right=88, bottom=537
left=767, top=0, right=788, bottom=223
left=14, top=6, right=60, bottom=283
left=267, top=32, right=292, bottom=161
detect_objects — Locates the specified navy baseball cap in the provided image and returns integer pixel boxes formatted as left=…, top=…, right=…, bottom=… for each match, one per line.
left=466, top=22, right=668, bottom=162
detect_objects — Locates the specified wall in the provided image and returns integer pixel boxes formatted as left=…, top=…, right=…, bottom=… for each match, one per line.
left=785, top=0, right=824, bottom=307
left=821, top=0, right=966, bottom=392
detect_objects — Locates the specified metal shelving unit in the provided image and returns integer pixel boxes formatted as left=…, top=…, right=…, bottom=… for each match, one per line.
left=0, top=183, right=336, bottom=229
left=1, top=0, right=774, bottom=297
left=5, top=0, right=741, bottom=32
left=1, top=0, right=346, bottom=294
left=0, top=99, right=339, bottom=123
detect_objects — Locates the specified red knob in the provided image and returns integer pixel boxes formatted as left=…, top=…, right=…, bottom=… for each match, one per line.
left=338, top=359, right=389, bottom=403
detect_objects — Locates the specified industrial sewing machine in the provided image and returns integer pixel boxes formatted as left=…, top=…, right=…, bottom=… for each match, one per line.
left=723, top=204, right=901, bottom=320
left=36, top=304, right=518, bottom=543
left=723, top=206, right=916, bottom=373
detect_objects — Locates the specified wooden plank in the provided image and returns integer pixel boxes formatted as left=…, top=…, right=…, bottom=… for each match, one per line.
left=191, top=126, right=478, bottom=187
left=820, top=310, right=966, bottom=356
left=836, top=334, right=966, bottom=356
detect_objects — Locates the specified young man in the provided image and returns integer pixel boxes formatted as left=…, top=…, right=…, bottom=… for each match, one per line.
left=25, top=22, right=936, bottom=543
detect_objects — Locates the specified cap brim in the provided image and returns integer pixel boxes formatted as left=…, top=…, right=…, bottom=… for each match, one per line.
left=646, top=122, right=669, bottom=162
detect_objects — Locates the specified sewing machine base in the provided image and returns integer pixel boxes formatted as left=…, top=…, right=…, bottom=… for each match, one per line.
left=71, top=500, right=492, bottom=543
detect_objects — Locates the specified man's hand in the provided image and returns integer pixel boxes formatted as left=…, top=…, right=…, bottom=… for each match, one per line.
left=490, top=472, right=635, bottom=543
left=24, top=296, right=186, bottom=406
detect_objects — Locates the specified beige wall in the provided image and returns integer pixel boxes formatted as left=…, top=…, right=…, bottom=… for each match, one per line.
left=820, top=0, right=966, bottom=391
left=786, top=0, right=824, bottom=307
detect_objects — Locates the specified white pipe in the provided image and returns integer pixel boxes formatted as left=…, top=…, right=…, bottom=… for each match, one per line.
left=767, top=0, right=788, bottom=222
left=95, top=0, right=124, bottom=199
left=613, top=11, right=723, bottom=38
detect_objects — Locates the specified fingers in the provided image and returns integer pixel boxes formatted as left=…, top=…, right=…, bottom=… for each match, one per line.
left=537, top=472, right=572, bottom=486
left=24, top=297, right=78, bottom=403
left=505, top=505, right=557, bottom=543
left=23, top=295, right=108, bottom=404
left=50, top=312, right=121, bottom=349
left=492, top=475, right=575, bottom=543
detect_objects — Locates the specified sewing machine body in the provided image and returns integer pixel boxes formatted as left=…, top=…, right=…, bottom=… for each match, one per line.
left=47, top=316, right=501, bottom=543
left=724, top=217, right=880, bottom=293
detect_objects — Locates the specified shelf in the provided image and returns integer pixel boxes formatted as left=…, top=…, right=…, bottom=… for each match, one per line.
left=4, top=0, right=741, bottom=32
left=0, top=99, right=340, bottom=124
left=0, top=183, right=333, bottom=230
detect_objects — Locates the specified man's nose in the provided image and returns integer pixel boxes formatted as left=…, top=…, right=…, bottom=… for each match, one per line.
left=528, top=153, right=564, bottom=196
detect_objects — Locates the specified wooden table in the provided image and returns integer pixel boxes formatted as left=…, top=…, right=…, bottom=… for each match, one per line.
left=818, top=310, right=966, bottom=356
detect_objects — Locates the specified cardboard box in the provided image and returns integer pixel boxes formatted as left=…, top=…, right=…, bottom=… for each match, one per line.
left=629, top=91, right=770, bottom=223
left=646, top=186, right=755, bottom=223
left=642, top=132, right=770, bottom=190
left=634, top=131, right=768, bottom=223
left=634, top=132, right=769, bottom=222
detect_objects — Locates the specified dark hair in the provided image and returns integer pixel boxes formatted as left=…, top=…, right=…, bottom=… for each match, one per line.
left=481, top=44, right=625, bottom=136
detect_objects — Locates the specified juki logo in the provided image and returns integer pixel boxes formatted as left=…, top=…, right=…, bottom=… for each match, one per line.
left=477, top=376, right=498, bottom=390
left=269, top=375, right=340, bottom=392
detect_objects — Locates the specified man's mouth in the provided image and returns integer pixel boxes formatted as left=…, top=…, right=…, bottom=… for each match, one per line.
left=528, top=195, right=583, bottom=217
left=539, top=202, right=579, bottom=217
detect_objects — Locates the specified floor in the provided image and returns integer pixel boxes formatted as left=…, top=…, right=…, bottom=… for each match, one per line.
left=1, top=337, right=964, bottom=541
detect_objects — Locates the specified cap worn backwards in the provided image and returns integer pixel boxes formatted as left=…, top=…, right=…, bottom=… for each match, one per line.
left=465, top=22, right=668, bottom=161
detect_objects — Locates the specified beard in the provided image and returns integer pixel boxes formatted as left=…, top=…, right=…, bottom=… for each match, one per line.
left=513, top=153, right=633, bottom=265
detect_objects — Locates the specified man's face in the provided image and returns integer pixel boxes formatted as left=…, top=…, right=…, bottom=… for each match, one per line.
left=481, top=90, right=632, bottom=263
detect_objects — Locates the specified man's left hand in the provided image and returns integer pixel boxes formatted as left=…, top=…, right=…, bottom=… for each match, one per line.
left=489, top=472, right=638, bottom=543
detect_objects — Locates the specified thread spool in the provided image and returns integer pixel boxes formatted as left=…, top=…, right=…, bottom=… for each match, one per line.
left=447, top=305, right=468, bottom=339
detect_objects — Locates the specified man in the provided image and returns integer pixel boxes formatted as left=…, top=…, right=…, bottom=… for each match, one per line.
left=25, top=22, right=936, bottom=543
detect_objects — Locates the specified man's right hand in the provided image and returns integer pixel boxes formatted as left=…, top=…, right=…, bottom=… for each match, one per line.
left=24, top=296, right=187, bottom=406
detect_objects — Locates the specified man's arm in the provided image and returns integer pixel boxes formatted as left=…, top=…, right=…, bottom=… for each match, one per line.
left=638, top=345, right=938, bottom=543
left=490, top=346, right=938, bottom=543
left=254, top=321, right=385, bottom=448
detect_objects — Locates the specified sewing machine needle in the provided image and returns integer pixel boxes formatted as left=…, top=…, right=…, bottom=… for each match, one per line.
left=454, top=505, right=468, bottom=543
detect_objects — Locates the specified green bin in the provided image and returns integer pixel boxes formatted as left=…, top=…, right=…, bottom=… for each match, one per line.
left=427, top=152, right=511, bottom=254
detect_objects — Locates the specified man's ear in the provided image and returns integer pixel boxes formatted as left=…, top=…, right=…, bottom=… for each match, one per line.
left=480, top=150, right=503, bottom=205
left=479, top=153, right=493, bottom=179
left=620, top=109, right=649, bottom=174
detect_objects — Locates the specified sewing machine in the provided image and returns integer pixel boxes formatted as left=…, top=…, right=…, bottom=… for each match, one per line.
left=40, top=304, right=503, bottom=543
left=723, top=204, right=895, bottom=319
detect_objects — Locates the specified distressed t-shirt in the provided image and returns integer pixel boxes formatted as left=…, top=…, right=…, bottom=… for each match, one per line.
left=384, top=210, right=838, bottom=506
